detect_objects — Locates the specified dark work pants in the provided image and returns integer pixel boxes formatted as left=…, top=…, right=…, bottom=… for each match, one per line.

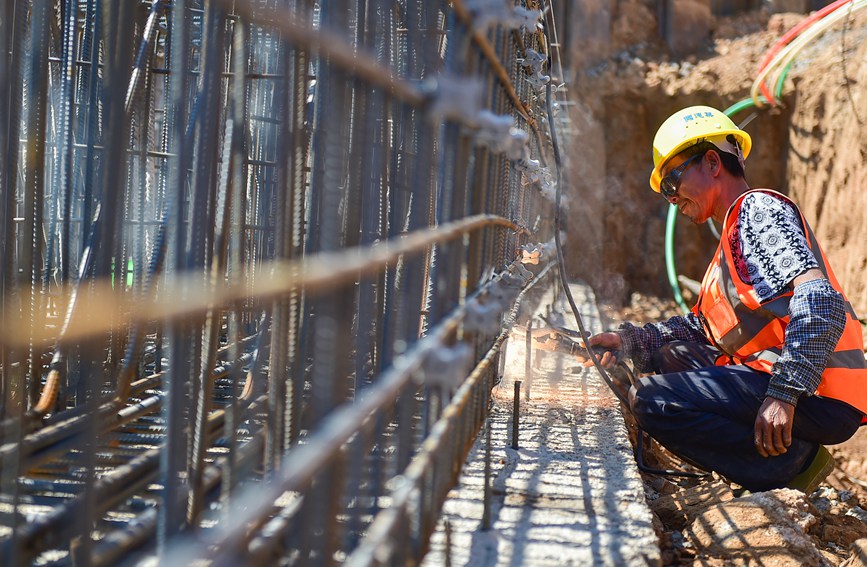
left=628, top=341, right=863, bottom=491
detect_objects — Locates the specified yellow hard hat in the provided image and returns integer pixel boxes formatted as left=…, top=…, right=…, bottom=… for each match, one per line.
left=649, top=105, right=752, bottom=192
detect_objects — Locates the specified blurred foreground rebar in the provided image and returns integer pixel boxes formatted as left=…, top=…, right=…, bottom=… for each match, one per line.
left=0, top=0, right=572, bottom=564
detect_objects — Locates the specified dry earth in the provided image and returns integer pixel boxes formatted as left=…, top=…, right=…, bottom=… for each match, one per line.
left=565, top=4, right=867, bottom=317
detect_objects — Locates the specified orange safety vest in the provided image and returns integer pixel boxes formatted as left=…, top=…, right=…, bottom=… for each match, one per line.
left=694, top=189, right=867, bottom=414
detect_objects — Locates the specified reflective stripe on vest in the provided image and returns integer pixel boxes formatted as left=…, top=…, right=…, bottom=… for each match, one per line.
left=695, top=189, right=867, bottom=414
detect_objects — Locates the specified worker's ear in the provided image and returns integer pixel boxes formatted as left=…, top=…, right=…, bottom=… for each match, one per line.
left=706, top=149, right=722, bottom=177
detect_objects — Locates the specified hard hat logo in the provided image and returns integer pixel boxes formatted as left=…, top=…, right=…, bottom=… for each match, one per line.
left=648, top=105, right=752, bottom=193
left=683, top=111, right=715, bottom=122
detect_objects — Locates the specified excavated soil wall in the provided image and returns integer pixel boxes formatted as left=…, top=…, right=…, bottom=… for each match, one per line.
left=786, top=33, right=867, bottom=316
left=565, top=1, right=867, bottom=316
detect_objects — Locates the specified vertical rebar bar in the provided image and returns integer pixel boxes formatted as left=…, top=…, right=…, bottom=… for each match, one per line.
left=286, top=9, right=309, bottom=447
left=56, top=0, right=77, bottom=287
left=511, top=380, right=521, bottom=450
left=222, top=13, right=247, bottom=510
left=22, top=0, right=50, bottom=410
left=160, top=0, right=194, bottom=549
left=482, top=415, right=492, bottom=530
left=188, top=2, right=230, bottom=524
left=0, top=0, right=25, bottom=519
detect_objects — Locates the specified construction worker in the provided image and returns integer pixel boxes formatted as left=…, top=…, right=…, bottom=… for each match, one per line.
left=579, top=105, right=867, bottom=493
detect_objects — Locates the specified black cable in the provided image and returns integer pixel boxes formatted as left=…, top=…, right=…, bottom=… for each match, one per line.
left=539, top=2, right=708, bottom=478
left=544, top=78, right=629, bottom=407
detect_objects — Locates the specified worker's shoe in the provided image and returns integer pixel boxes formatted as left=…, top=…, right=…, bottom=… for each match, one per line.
left=731, top=486, right=751, bottom=498
left=787, top=445, right=835, bottom=494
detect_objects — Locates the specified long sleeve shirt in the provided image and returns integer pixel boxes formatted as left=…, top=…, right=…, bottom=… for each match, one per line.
left=618, top=192, right=847, bottom=407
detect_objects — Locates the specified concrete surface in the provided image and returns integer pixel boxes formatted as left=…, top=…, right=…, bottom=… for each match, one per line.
left=422, top=282, right=659, bottom=566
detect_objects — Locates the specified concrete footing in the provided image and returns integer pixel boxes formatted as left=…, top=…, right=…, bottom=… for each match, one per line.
left=422, top=282, right=659, bottom=566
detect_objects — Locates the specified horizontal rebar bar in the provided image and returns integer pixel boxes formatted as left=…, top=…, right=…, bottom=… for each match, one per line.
left=9, top=215, right=521, bottom=346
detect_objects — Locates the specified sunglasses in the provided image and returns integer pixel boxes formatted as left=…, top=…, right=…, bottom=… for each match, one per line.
left=660, top=153, right=704, bottom=199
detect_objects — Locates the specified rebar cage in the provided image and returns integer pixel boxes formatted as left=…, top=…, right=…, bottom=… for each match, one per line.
left=0, top=0, right=571, bottom=564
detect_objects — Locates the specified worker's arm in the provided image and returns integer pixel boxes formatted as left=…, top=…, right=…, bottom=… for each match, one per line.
left=731, top=193, right=843, bottom=457
left=754, top=268, right=847, bottom=457
left=577, top=313, right=708, bottom=370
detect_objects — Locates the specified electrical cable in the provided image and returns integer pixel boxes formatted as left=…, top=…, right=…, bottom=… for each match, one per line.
left=541, top=9, right=706, bottom=478
left=32, top=205, right=103, bottom=417
left=543, top=64, right=629, bottom=407
left=752, top=0, right=867, bottom=107
left=755, top=0, right=852, bottom=104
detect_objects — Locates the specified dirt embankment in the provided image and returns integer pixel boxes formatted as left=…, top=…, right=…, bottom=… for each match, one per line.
left=564, top=3, right=867, bottom=317
left=784, top=15, right=867, bottom=316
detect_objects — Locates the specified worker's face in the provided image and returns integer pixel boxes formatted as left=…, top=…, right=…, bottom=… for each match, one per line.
left=660, top=152, right=711, bottom=224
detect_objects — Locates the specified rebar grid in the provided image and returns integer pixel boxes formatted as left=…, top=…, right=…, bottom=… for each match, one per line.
left=0, top=0, right=569, bottom=564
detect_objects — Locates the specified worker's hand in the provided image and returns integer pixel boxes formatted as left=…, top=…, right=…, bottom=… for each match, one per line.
left=575, top=332, right=622, bottom=369
left=754, top=397, right=795, bottom=458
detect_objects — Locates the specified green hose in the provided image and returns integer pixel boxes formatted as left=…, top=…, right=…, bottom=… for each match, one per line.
left=664, top=203, right=687, bottom=311
left=724, top=96, right=764, bottom=117
left=773, top=61, right=793, bottom=103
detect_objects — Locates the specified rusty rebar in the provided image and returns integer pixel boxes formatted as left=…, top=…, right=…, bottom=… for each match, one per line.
left=7, top=215, right=523, bottom=347
left=0, top=1, right=566, bottom=564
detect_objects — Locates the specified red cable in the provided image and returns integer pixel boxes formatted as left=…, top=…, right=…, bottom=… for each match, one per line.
left=756, top=0, right=851, bottom=104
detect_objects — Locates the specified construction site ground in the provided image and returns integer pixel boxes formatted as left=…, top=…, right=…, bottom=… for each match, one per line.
left=425, top=286, right=867, bottom=566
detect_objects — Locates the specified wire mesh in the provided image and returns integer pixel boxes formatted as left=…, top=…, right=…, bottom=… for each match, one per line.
left=0, top=0, right=569, bottom=564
